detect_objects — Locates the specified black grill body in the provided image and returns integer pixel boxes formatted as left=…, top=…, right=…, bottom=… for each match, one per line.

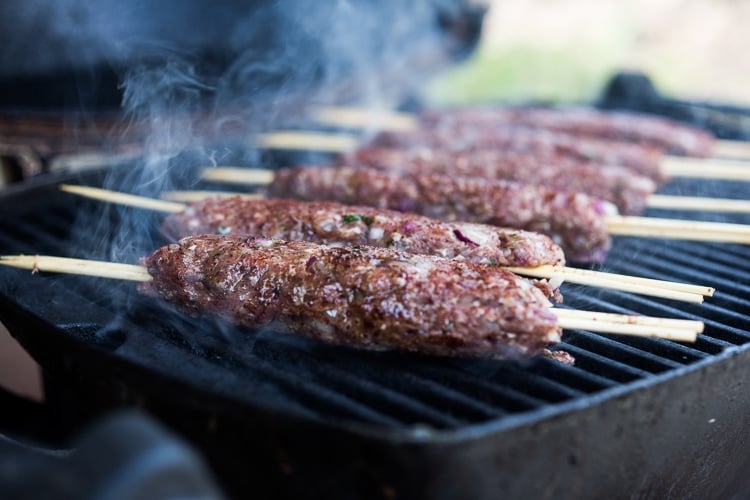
left=600, top=71, right=750, bottom=141
left=1, top=156, right=750, bottom=499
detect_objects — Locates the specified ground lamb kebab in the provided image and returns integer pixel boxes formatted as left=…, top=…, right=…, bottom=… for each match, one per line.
left=142, top=234, right=561, bottom=359
left=266, top=166, right=616, bottom=262
left=161, top=197, right=565, bottom=269
left=201, top=165, right=750, bottom=259
left=420, top=106, right=716, bottom=157
left=372, top=123, right=669, bottom=183
left=62, top=185, right=715, bottom=303
left=0, top=235, right=701, bottom=361
left=344, top=146, right=657, bottom=215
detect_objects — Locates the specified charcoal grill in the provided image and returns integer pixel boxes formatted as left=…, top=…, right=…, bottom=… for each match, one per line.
left=1, top=127, right=750, bottom=498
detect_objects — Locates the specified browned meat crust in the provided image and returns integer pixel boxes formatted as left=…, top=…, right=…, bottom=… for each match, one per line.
left=267, top=166, right=615, bottom=263
left=346, top=146, right=656, bottom=215
left=374, top=125, right=667, bottom=183
left=140, top=235, right=562, bottom=359
left=422, top=107, right=715, bottom=157
left=162, top=197, right=565, bottom=268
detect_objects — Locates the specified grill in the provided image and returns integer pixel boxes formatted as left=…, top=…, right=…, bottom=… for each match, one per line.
left=1, top=107, right=750, bottom=497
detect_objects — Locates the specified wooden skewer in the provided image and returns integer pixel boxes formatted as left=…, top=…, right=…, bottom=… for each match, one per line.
left=253, top=131, right=359, bottom=153
left=509, top=265, right=712, bottom=296
left=60, top=184, right=185, bottom=213
left=311, top=106, right=419, bottom=132
left=60, top=184, right=713, bottom=303
left=548, top=311, right=697, bottom=342
left=604, top=215, right=750, bottom=244
left=646, top=194, right=750, bottom=213
left=713, top=139, right=750, bottom=161
left=0, top=254, right=699, bottom=342
left=201, top=168, right=276, bottom=185
left=661, top=156, right=750, bottom=181
left=507, top=265, right=711, bottom=302
left=0, top=255, right=151, bottom=282
left=551, top=308, right=703, bottom=332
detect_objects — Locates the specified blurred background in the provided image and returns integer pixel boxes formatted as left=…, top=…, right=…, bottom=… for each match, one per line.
left=428, top=0, right=750, bottom=105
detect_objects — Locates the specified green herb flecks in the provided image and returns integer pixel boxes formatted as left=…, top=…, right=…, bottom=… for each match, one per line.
left=342, top=214, right=375, bottom=225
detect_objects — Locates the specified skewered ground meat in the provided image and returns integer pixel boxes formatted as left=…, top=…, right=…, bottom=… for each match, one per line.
left=346, top=146, right=656, bottom=215
left=266, top=166, right=616, bottom=263
left=162, top=197, right=565, bottom=268
left=374, top=125, right=667, bottom=183
left=140, top=235, right=562, bottom=359
left=421, top=107, right=715, bottom=157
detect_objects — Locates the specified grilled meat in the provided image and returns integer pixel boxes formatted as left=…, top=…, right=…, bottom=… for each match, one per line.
left=346, top=146, right=656, bottom=215
left=374, top=125, right=667, bottom=183
left=140, top=235, right=562, bottom=359
left=421, top=107, right=715, bottom=157
left=162, top=197, right=565, bottom=268
left=266, top=166, right=616, bottom=263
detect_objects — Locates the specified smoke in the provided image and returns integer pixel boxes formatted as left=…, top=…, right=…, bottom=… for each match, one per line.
left=75, top=0, right=485, bottom=262
left=1, top=0, right=484, bottom=336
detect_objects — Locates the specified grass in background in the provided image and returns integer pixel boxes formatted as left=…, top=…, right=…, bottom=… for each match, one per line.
left=425, top=44, right=625, bottom=106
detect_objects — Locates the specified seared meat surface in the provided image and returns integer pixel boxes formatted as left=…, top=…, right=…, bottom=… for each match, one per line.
left=162, top=197, right=565, bottom=268
left=267, top=166, right=616, bottom=263
left=346, top=146, right=656, bottom=215
left=421, top=106, right=715, bottom=157
left=374, top=125, right=667, bottom=183
left=140, top=235, right=562, bottom=359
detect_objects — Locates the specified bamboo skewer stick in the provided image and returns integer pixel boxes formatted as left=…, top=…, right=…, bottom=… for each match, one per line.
left=0, top=254, right=700, bottom=342
left=507, top=266, right=711, bottom=302
left=660, top=156, right=750, bottom=181
left=713, top=139, right=750, bottom=161
left=604, top=215, right=750, bottom=244
left=198, top=167, right=750, bottom=244
left=202, top=167, right=750, bottom=214
left=202, top=168, right=275, bottom=185
left=548, top=314, right=697, bottom=342
left=60, top=184, right=712, bottom=303
left=253, top=131, right=359, bottom=153
left=513, top=265, right=713, bottom=296
left=311, top=106, right=419, bottom=132
left=646, top=195, right=750, bottom=213
left=60, top=184, right=185, bottom=213
left=0, top=255, right=151, bottom=282
left=551, top=308, right=704, bottom=332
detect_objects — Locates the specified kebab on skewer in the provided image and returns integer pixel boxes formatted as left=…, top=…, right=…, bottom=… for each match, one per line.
left=369, top=124, right=750, bottom=185
left=0, top=235, right=703, bottom=362
left=371, top=125, right=670, bottom=183
left=61, top=184, right=713, bottom=303
left=199, top=165, right=750, bottom=260
left=252, top=127, right=750, bottom=190
left=419, top=106, right=716, bottom=158
left=300, top=105, right=750, bottom=186
left=343, top=146, right=657, bottom=215
left=341, top=146, right=750, bottom=216
left=218, top=126, right=750, bottom=215
left=311, top=104, right=750, bottom=161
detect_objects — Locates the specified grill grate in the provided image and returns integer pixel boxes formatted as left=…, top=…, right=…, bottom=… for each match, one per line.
left=0, top=164, right=749, bottom=432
